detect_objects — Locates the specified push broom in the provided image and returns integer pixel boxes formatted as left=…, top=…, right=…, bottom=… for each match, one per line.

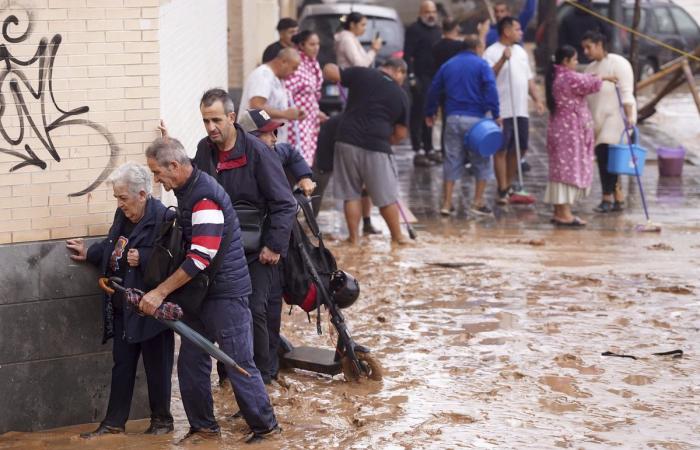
left=507, top=60, right=535, bottom=205
left=614, top=85, right=661, bottom=233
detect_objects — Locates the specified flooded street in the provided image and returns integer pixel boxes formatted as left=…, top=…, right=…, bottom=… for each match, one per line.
left=2, top=73, right=700, bottom=450
left=2, top=222, right=699, bottom=449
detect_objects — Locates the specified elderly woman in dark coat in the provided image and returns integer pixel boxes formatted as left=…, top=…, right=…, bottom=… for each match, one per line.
left=66, top=162, right=175, bottom=438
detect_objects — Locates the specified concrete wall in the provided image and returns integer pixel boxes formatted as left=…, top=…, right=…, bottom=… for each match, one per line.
left=0, top=238, right=150, bottom=433
left=228, top=0, right=279, bottom=104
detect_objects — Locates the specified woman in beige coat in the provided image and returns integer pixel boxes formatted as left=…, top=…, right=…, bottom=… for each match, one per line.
left=582, top=30, right=637, bottom=213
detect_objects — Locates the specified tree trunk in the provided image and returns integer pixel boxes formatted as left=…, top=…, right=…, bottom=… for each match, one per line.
left=609, top=0, right=623, bottom=54
left=629, top=0, right=642, bottom=89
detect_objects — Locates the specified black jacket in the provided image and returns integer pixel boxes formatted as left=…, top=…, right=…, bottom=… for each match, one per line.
left=404, top=19, right=442, bottom=77
left=192, top=125, right=297, bottom=259
left=87, top=197, right=170, bottom=344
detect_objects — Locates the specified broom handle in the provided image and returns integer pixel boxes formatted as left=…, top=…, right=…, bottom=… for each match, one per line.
left=614, top=85, right=651, bottom=222
left=507, top=57, right=525, bottom=189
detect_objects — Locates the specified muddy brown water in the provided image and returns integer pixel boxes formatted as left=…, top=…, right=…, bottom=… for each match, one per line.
left=1, top=223, right=699, bottom=449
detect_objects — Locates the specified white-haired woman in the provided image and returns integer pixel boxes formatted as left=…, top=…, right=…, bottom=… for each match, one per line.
left=66, top=162, right=175, bottom=438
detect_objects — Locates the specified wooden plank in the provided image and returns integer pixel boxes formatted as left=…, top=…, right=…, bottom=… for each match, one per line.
left=635, top=61, right=683, bottom=91
left=681, top=59, right=700, bottom=116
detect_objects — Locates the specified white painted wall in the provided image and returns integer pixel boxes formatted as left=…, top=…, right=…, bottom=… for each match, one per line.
left=159, top=0, right=228, bottom=156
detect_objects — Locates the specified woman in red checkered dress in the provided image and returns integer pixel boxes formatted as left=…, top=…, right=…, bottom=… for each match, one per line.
left=285, top=30, right=325, bottom=165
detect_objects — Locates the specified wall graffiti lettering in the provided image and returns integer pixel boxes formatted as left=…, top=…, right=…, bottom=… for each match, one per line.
left=0, top=9, right=120, bottom=197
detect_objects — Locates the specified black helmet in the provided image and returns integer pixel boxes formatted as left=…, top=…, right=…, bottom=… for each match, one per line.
left=329, top=270, right=360, bottom=309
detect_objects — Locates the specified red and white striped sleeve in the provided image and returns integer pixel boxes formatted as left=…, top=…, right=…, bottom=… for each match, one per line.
left=180, top=198, right=225, bottom=277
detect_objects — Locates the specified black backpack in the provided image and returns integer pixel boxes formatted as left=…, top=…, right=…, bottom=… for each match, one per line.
left=283, top=192, right=337, bottom=331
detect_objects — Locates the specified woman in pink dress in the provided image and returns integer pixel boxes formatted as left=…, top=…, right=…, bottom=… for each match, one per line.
left=284, top=30, right=324, bottom=165
left=544, top=45, right=616, bottom=226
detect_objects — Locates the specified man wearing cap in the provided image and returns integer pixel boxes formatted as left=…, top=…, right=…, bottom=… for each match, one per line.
left=213, top=108, right=314, bottom=384
left=322, top=58, right=411, bottom=245
left=188, top=89, right=297, bottom=388
left=262, top=18, right=298, bottom=63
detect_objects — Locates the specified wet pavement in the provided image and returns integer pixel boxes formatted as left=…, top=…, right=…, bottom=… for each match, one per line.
left=2, top=93, right=700, bottom=449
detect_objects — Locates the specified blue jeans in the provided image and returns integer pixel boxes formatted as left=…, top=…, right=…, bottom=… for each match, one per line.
left=177, top=296, right=277, bottom=433
left=444, top=115, right=494, bottom=181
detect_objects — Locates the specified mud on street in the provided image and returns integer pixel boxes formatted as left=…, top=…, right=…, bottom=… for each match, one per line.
left=1, top=219, right=699, bottom=449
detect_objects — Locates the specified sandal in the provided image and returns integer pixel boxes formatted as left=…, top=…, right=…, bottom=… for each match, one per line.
left=439, top=207, right=455, bottom=217
left=553, top=216, right=586, bottom=227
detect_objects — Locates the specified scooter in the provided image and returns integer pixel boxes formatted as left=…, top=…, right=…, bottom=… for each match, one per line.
left=279, top=192, right=382, bottom=381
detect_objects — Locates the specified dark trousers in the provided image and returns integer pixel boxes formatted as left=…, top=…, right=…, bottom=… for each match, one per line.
left=410, top=75, right=434, bottom=153
left=247, top=260, right=281, bottom=384
left=311, top=168, right=332, bottom=218
left=102, top=312, right=174, bottom=428
left=595, top=143, right=619, bottom=195
left=178, top=296, right=277, bottom=433
left=267, top=289, right=283, bottom=380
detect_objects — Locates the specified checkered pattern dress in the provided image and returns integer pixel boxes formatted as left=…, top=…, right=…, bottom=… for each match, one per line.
left=284, top=51, right=322, bottom=165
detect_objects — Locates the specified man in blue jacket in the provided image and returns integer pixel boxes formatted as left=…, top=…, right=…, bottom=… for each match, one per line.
left=190, top=89, right=297, bottom=386
left=425, top=36, right=500, bottom=217
left=141, top=137, right=279, bottom=444
left=485, top=0, right=537, bottom=47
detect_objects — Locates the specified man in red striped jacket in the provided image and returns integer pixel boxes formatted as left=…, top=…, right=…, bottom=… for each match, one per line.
left=141, top=137, right=280, bottom=444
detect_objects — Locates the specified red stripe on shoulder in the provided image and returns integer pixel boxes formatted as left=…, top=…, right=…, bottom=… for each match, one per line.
left=193, top=198, right=221, bottom=212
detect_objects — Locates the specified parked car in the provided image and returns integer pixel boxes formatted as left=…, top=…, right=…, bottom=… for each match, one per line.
left=554, top=0, right=700, bottom=79
left=299, top=3, right=405, bottom=114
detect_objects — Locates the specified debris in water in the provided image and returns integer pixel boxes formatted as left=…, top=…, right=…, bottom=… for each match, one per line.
left=653, top=286, right=694, bottom=295
left=509, top=239, right=545, bottom=246
left=646, top=243, right=674, bottom=251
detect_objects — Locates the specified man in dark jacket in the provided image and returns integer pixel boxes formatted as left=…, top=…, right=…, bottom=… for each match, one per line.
left=262, top=18, right=298, bottom=63
left=190, top=89, right=296, bottom=386
left=142, top=137, right=279, bottom=444
left=66, top=162, right=174, bottom=438
left=404, top=0, right=442, bottom=166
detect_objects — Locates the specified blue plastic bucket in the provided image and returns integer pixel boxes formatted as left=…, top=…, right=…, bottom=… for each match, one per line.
left=607, top=127, right=647, bottom=176
left=465, top=119, right=503, bottom=157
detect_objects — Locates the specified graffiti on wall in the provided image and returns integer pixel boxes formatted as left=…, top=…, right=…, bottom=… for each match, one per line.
left=0, top=8, right=120, bottom=197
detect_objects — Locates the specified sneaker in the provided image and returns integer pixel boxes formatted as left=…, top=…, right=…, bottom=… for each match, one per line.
left=413, top=153, right=432, bottom=167
left=521, top=160, right=531, bottom=173
left=426, top=152, right=443, bottom=164
left=593, top=200, right=613, bottom=213
left=245, top=425, right=282, bottom=444
left=496, top=187, right=512, bottom=205
left=178, top=427, right=221, bottom=445
left=439, top=206, right=455, bottom=216
left=470, top=204, right=493, bottom=216
left=612, top=200, right=625, bottom=212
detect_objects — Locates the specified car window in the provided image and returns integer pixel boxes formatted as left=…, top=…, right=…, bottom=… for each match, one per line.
left=300, top=14, right=403, bottom=66
left=669, top=6, right=699, bottom=36
left=623, top=7, right=646, bottom=29
left=653, top=7, right=677, bottom=34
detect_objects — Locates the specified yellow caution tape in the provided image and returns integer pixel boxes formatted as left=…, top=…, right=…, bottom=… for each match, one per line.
left=564, top=0, right=700, bottom=64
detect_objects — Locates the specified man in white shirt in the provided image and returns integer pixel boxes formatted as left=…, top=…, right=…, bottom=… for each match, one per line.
left=483, top=17, right=544, bottom=205
left=240, top=48, right=305, bottom=144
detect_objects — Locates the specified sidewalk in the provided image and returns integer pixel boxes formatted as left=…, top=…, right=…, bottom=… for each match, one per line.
left=318, top=110, right=700, bottom=235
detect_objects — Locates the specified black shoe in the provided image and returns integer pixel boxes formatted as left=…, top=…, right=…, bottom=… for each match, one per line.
left=245, top=425, right=282, bottom=444
left=413, top=153, right=432, bottom=167
left=362, top=222, right=382, bottom=235
left=470, top=204, right=493, bottom=216
left=227, top=410, right=243, bottom=421
left=612, top=200, right=625, bottom=212
left=594, top=200, right=613, bottom=213
left=80, top=424, right=125, bottom=439
left=426, top=152, right=443, bottom=164
left=178, top=427, right=221, bottom=445
left=144, top=420, right=174, bottom=435
left=521, top=160, right=531, bottom=173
